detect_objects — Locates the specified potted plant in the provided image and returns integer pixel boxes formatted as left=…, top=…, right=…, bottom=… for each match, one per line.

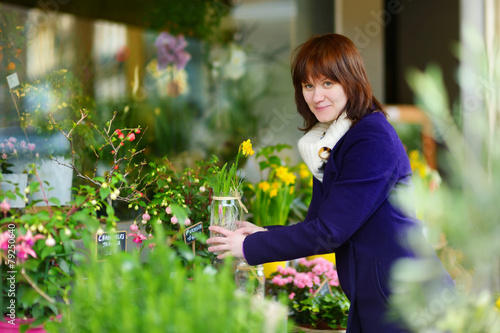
left=268, top=256, right=349, bottom=332
left=243, top=143, right=312, bottom=227
left=124, top=154, right=216, bottom=261
left=0, top=137, right=39, bottom=208
left=10, top=69, right=97, bottom=206
left=0, top=164, right=119, bottom=332
left=207, top=139, right=254, bottom=237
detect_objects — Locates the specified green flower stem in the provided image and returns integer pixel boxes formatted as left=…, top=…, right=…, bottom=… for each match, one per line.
left=21, top=268, right=56, bottom=304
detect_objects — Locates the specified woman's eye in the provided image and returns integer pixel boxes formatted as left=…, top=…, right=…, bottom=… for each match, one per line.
left=323, top=81, right=333, bottom=87
left=303, top=83, right=313, bottom=89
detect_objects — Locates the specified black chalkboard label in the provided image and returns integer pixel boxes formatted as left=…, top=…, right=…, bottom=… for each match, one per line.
left=96, top=231, right=127, bottom=260
left=184, top=222, right=203, bottom=245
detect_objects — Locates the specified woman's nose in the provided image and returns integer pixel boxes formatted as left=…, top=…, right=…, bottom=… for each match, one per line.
left=313, top=89, right=324, bottom=103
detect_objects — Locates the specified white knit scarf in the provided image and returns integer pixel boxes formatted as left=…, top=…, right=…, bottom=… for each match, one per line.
left=298, top=113, right=352, bottom=182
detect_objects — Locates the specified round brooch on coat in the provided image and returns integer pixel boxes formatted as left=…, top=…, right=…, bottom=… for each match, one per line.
left=318, top=147, right=331, bottom=160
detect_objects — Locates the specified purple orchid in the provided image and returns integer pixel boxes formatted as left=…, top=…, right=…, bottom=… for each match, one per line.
left=155, top=32, right=191, bottom=70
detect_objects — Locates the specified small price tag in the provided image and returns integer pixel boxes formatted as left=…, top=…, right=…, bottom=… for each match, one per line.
left=6, top=73, right=20, bottom=89
left=184, top=222, right=203, bottom=245
left=96, top=231, right=127, bottom=261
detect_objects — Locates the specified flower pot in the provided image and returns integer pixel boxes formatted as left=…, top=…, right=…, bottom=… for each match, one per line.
left=263, top=261, right=288, bottom=278
left=30, top=157, right=73, bottom=206
left=0, top=317, right=47, bottom=332
left=294, top=324, right=346, bottom=333
left=306, top=253, right=336, bottom=265
left=0, top=173, right=28, bottom=208
left=209, top=193, right=241, bottom=238
left=234, top=260, right=265, bottom=298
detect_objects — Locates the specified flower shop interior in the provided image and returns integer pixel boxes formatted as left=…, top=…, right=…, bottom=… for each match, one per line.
left=1, top=0, right=500, bottom=332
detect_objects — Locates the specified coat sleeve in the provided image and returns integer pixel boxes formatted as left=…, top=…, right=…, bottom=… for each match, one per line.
left=243, top=123, right=401, bottom=265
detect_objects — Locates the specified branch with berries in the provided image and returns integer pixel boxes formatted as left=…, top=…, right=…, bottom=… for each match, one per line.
left=49, top=110, right=149, bottom=203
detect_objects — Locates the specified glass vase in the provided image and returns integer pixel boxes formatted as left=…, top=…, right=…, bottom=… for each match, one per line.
left=209, top=193, right=241, bottom=238
left=235, top=260, right=265, bottom=298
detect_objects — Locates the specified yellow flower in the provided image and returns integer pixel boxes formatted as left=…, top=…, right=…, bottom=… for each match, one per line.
left=275, top=166, right=296, bottom=185
left=269, top=182, right=279, bottom=198
left=496, top=297, right=500, bottom=309
left=418, top=165, right=427, bottom=178
left=409, top=150, right=420, bottom=162
left=289, top=186, right=295, bottom=195
left=258, top=181, right=270, bottom=192
left=241, top=139, right=254, bottom=157
left=299, top=163, right=310, bottom=179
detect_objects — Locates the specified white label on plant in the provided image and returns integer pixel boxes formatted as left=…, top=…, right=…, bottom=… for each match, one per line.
left=6, top=73, right=20, bottom=89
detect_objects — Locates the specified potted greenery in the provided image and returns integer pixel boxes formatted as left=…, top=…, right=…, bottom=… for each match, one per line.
left=46, top=227, right=288, bottom=333
left=268, top=256, right=349, bottom=332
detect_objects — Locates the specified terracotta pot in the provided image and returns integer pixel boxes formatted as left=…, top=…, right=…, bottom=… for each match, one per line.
left=0, top=317, right=46, bottom=332
left=294, top=323, right=346, bottom=333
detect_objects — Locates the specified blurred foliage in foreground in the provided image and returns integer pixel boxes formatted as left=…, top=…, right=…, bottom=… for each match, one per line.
left=388, top=29, right=500, bottom=332
left=46, top=227, right=288, bottom=333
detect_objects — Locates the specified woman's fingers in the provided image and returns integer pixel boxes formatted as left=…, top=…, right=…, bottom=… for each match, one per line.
left=208, top=225, right=233, bottom=237
left=234, top=227, right=252, bottom=235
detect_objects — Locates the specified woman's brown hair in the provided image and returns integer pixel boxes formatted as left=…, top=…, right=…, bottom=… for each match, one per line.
left=291, top=33, right=385, bottom=132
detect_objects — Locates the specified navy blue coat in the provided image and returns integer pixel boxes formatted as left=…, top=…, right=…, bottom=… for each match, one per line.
left=243, top=112, right=448, bottom=332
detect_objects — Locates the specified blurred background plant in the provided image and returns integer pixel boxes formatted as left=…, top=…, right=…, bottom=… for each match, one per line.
left=388, top=29, right=500, bottom=331
left=243, top=143, right=312, bottom=227
left=268, top=256, right=349, bottom=330
left=0, top=136, right=39, bottom=174
left=46, top=226, right=288, bottom=333
left=0, top=7, right=25, bottom=77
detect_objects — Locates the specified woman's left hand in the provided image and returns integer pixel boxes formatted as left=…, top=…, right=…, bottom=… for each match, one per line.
left=206, top=226, right=246, bottom=259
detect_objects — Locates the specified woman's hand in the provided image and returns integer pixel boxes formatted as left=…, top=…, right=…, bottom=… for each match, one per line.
left=234, top=220, right=267, bottom=236
left=207, top=226, right=246, bottom=259
left=207, top=222, right=267, bottom=260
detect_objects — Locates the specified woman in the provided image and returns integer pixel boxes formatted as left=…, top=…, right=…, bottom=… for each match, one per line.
left=207, top=34, right=451, bottom=332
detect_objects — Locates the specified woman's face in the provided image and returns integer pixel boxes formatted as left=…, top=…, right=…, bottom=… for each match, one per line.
left=302, top=76, right=348, bottom=123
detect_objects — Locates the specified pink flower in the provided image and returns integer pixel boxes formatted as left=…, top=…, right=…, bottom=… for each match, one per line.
left=127, top=133, right=135, bottom=141
left=288, top=292, right=295, bottom=300
left=0, top=143, right=4, bottom=148
left=118, top=133, right=125, bottom=140
left=271, top=275, right=290, bottom=287
left=130, top=223, right=138, bottom=232
left=16, top=242, right=38, bottom=262
left=0, top=231, right=12, bottom=250
left=129, top=231, right=147, bottom=247
left=17, top=229, right=45, bottom=247
left=148, top=234, right=156, bottom=250
left=165, top=206, right=172, bottom=214
left=218, top=204, right=223, bottom=216
left=0, top=201, right=10, bottom=213
left=184, top=218, right=191, bottom=226
left=171, top=216, right=178, bottom=224
left=27, top=143, right=36, bottom=151
left=293, top=272, right=313, bottom=289
left=142, top=213, right=151, bottom=221
left=327, top=270, right=339, bottom=287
